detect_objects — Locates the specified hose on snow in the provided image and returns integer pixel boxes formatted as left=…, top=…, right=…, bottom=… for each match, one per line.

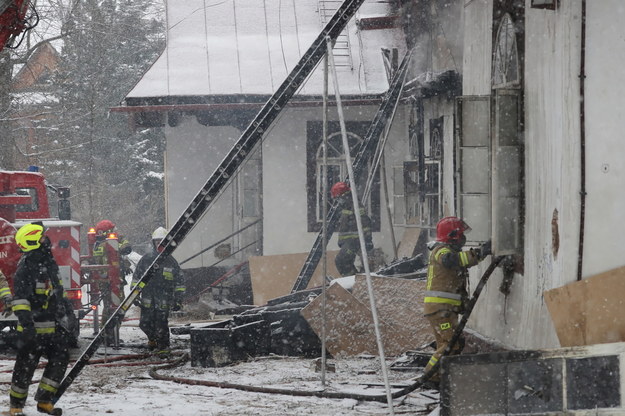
left=150, top=257, right=503, bottom=403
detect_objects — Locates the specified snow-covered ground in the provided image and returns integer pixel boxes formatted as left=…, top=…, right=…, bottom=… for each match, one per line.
left=0, top=308, right=440, bottom=415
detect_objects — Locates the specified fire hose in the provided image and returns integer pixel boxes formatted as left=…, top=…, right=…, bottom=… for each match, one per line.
left=150, top=256, right=504, bottom=403
left=0, top=352, right=182, bottom=384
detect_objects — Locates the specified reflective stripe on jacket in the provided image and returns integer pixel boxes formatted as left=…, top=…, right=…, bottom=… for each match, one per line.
left=424, top=243, right=480, bottom=312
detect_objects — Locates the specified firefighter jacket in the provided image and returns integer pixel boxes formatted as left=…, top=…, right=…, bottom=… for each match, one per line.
left=337, top=204, right=373, bottom=252
left=0, top=269, right=10, bottom=300
left=11, top=247, right=65, bottom=335
left=424, top=242, right=481, bottom=315
left=131, top=250, right=185, bottom=310
left=92, top=234, right=132, bottom=277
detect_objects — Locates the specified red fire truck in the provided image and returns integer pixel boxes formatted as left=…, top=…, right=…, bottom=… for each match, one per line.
left=0, top=169, right=122, bottom=344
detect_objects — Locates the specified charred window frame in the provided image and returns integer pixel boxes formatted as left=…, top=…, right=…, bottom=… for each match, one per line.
left=306, top=121, right=380, bottom=232
left=422, top=117, right=444, bottom=238
left=392, top=164, right=405, bottom=225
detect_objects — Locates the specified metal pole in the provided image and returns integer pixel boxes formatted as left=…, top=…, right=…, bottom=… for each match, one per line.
left=326, top=37, right=395, bottom=414
left=320, top=44, right=330, bottom=387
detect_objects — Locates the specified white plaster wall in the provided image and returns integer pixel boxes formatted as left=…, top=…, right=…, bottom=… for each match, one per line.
left=162, top=104, right=410, bottom=272
left=462, top=0, right=492, bottom=96
left=461, top=0, right=584, bottom=349
left=261, top=104, right=409, bottom=260
left=582, top=1, right=625, bottom=277
left=164, top=117, right=240, bottom=268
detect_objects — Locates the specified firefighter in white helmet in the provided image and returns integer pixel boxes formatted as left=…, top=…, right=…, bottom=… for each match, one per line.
left=131, top=227, right=185, bottom=356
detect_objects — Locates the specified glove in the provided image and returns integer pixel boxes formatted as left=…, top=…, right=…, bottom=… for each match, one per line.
left=120, top=245, right=132, bottom=256
left=18, top=324, right=36, bottom=348
left=479, top=240, right=492, bottom=259
left=51, top=285, right=64, bottom=299
left=1, top=296, right=12, bottom=317
left=171, top=302, right=182, bottom=312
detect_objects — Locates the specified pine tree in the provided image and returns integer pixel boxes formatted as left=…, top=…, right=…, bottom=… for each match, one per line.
left=53, top=0, right=166, bottom=244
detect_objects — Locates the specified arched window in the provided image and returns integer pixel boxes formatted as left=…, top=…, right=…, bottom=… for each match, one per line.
left=306, top=120, right=380, bottom=232
left=493, top=14, right=519, bottom=88
left=315, top=131, right=364, bottom=222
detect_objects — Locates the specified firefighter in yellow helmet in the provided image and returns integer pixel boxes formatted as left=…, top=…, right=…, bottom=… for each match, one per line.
left=422, top=216, right=491, bottom=388
left=8, top=222, right=68, bottom=416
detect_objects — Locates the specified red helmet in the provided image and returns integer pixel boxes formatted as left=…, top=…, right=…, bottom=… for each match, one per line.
left=95, top=219, right=116, bottom=235
left=331, top=182, right=350, bottom=198
left=436, top=216, right=471, bottom=243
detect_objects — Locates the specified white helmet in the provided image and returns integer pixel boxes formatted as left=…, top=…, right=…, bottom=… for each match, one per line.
left=152, top=227, right=168, bottom=240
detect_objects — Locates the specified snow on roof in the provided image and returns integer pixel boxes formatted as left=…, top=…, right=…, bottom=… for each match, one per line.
left=126, top=0, right=405, bottom=100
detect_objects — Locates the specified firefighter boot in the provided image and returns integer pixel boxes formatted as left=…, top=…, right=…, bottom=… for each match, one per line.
left=37, top=402, right=62, bottom=415
left=156, top=348, right=171, bottom=359
left=147, top=340, right=157, bottom=351
left=6, top=408, right=26, bottom=416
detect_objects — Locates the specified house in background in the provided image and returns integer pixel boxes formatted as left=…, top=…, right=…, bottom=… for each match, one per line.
left=114, top=1, right=413, bottom=278
left=10, top=41, right=61, bottom=169
left=116, top=0, right=625, bottom=355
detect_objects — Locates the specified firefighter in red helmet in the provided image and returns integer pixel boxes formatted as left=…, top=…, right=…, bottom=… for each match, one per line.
left=422, top=216, right=491, bottom=388
left=92, top=220, right=132, bottom=345
left=331, top=182, right=374, bottom=276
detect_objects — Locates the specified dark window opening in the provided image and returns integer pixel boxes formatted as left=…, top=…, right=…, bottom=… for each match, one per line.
left=306, top=121, right=381, bottom=232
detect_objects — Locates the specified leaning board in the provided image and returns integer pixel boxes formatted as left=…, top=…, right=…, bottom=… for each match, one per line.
left=544, top=265, right=625, bottom=347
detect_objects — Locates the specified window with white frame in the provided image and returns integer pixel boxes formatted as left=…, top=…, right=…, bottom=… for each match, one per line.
left=456, top=97, right=492, bottom=244
left=306, top=121, right=380, bottom=232
left=314, top=131, right=361, bottom=222
left=455, top=90, right=523, bottom=254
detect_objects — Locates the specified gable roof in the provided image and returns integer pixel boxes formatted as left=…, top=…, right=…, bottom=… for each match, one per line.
left=126, top=0, right=405, bottom=101
left=11, top=41, right=60, bottom=91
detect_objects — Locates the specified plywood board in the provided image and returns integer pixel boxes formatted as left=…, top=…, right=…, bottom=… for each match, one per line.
left=301, top=283, right=381, bottom=356
left=301, top=276, right=434, bottom=357
left=544, top=265, right=625, bottom=347
left=249, top=251, right=341, bottom=306
left=397, top=227, right=422, bottom=259
left=352, top=275, right=432, bottom=349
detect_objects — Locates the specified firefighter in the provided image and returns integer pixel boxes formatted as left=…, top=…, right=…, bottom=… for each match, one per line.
left=131, top=227, right=185, bottom=356
left=92, top=219, right=132, bottom=344
left=8, top=222, right=69, bottom=416
left=422, top=216, right=491, bottom=388
left=0, top=269, right=11, bottom=314
left=331, top=182, right=374, bottom=277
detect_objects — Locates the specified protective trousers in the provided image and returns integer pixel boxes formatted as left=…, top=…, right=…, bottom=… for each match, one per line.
left=423, top=308, right=464, bottom=382
left=10, top=333, right=70, bottom=408
left=139, top=307, right=170, bottom=350
left=335, top=243, right=359, bottom=276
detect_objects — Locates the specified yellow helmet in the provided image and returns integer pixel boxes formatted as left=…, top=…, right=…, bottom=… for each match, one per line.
left=15, top=223, right=44, bottom=252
